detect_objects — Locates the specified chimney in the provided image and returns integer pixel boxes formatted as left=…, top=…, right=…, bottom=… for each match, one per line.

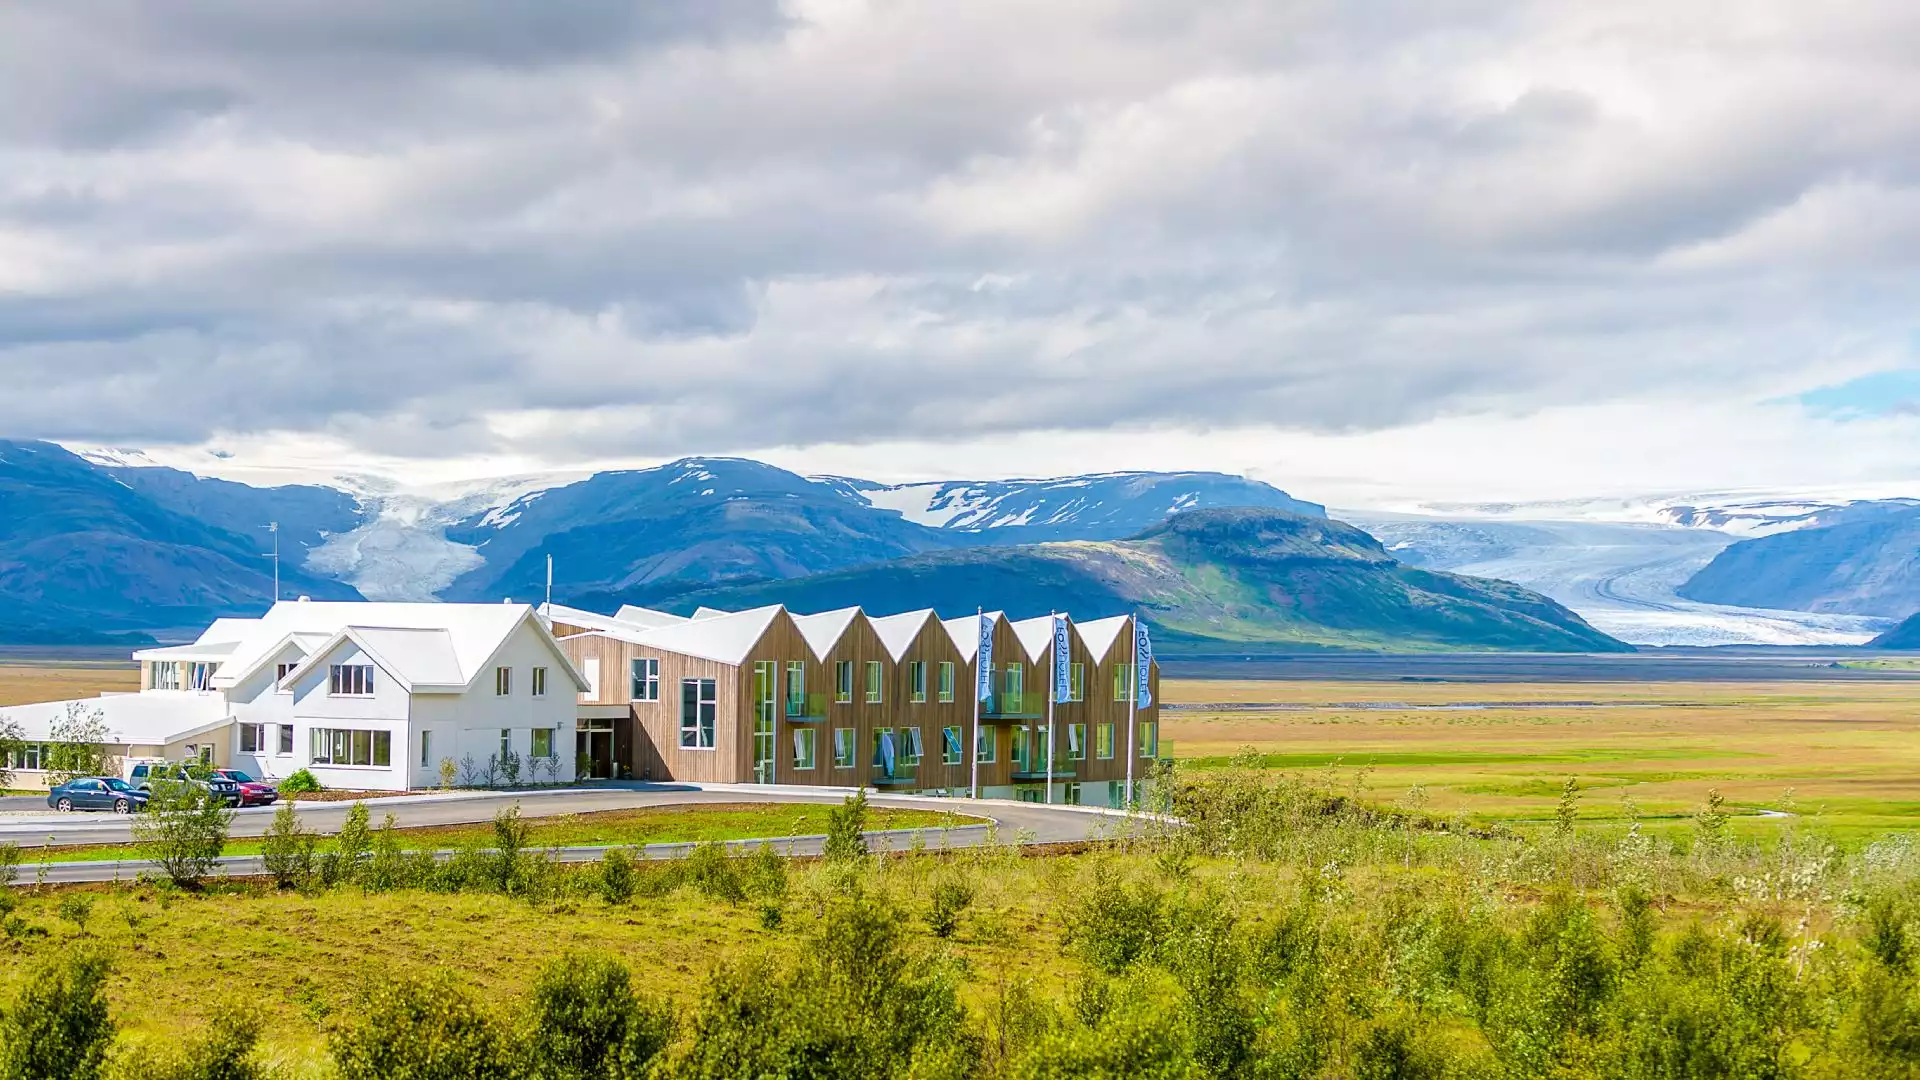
left=298, top=595, right=311, bottom=602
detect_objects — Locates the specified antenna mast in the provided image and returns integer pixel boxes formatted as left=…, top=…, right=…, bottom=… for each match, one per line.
left=545, top=554, right=554, bottom=612
left=264, top=522, right=280, bottom=602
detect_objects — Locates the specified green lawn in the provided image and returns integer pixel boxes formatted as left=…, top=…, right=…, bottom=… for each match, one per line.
left=15, top=803, right=979, bottom=864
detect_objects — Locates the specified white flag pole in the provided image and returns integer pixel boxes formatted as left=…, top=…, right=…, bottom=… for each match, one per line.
left=970, top=607, right=983, bottom=800
left=1125, top=611, right=1139, bottom=808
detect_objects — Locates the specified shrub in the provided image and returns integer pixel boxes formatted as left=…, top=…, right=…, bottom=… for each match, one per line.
left=743, top=841, right=788, bottom=928
left=131, top=780, right=232, bottom=890
left=277, top=769, right=322, bottom=795
left=438, top=757, right=457, bottom=791
left=0, top=945, right=114, bottom=1080
left=823, top=789, right=870, bottom=865
left=521, top=953, right=675, bottom=1080
left=363, top=813, right=407, bottom=892
left=682, top=841, right=746, bottom=904
left=1062, top=863, right=1165, bottom=974
left=57, top=894, right=93, bottom=933
left=320, top=803, right=371, bottom=887
left=597, top=848, right=637, bottom=906
left=501, top=750, right=522, bottom=788
left=491, top=804, right=533, bottom=894
left=926, top=876, right=975, bottom=939
left=0, top=842, right=18, bottom=887
left=260, top=802, right=317, bottom=890
left=328, top=974, right=515, bottom=1080
left=129, top=1002, right=266, bottom=1080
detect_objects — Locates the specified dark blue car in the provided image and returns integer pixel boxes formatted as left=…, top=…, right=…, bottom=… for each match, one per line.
left=47, top=777, right=149, bottom=814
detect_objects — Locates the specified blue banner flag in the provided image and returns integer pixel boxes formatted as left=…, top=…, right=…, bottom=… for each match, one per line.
left=976, top=613, right=995, bottom=702
left=1053, top=615, right=1072, bottom=701
left=1134, top=621, right=1153, bottom=709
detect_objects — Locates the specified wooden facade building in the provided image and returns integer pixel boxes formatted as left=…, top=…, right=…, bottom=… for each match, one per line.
left=545, top=602, right=1162, bottom=806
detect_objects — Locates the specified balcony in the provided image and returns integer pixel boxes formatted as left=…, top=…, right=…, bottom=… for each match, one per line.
left=979, top=695, right=1043, bottom=722
left=1011, top=768, right=1077, bottom=783
left=783, top=692, right=830, bottom=723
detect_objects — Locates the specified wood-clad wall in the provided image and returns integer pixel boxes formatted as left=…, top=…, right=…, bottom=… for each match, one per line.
left=555, top=610, right=1160, bottom=794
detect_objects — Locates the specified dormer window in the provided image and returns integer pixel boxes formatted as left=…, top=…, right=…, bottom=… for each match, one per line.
left=275, top=663, right=297, bottom=691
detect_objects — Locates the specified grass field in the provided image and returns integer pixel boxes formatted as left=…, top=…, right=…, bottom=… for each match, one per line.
left=1162, top=677, right=1920, bottom=841
left=24, top=803, right=976, bottom=863
left=0, top=662, right=138, bottom=707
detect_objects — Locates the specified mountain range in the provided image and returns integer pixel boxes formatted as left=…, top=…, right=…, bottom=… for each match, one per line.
left=0, top=440, right=1622, bottom=653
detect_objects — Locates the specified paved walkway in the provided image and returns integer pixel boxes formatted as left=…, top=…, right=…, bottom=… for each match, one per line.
left=1, top=783, right=1154, bottom=886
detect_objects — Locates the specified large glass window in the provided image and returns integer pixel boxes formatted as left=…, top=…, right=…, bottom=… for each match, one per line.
left=1113, top=663, right=1133, bottom=701
left=975, top=726, right=996, bottom=764
left=785, top=662, right=807, bottom=716
left=900, top=727, right=923, bottom=766
left=835, top=661, right=853, bottom=703
left=631, top=658, right=659, bottom=701
left=832, top=727, right=855, bottom=769
left=1096, top=723, right=1115, bottom=760
left=1067, top=723, right=1086, bottom=761
left=1012, top=726, right=1030, bottom=771
left=792, top=729, right=817, bottom=770
left=1003, top=664, right=1024, bottom=712
left=1139, top=721, right=1159, bottom=759
left=753, top=662, right=776, bottom=782
left=1068, top=663, right=1085, bottom=703
left=309, top=728, right=391, bottom=766
left=278, top=724, right=293, bottom=755
left=937, top=662, right=955, bottom=703
left=680, top=678, right=717, bottom=749
left=239, top=724, right=263, bottom=753
left=329, top=664, right=374, bottom=696
left=909, top=661, right=927, bottom=704
left=865, top=661, right=883, bottom=704
left=531, top=728, right=554, bottom=759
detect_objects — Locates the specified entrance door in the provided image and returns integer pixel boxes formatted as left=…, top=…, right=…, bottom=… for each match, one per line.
left=575, top=724, right=614, bottom=780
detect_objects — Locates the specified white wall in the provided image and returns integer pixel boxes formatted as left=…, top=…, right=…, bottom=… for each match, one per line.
left=284, top=640, right=413, bottom=791
left=411, top=624, right=578, bottom=789
left=226, top=641, right=306, bottom=782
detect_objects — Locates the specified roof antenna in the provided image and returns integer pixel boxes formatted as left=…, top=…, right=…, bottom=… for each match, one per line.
left=545, top=554, right=554, bottom=613
left=261, top=522, right=280, bottom=604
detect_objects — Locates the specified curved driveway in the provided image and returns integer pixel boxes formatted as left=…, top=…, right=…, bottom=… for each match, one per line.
left=1, top=783, right=1153, bottom=885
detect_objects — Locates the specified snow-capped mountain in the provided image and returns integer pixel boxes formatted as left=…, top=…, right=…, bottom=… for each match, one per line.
left=1404, top=488, right=1920, bottom=538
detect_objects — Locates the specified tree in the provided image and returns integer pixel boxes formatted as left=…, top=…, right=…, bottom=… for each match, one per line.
left=0, top=715, right=23, bottom=790
left=823, top=789, right=871, bottom=864
left=131, top=780, right=232, bottom=889
left=0, top=945, right=114, bottom=1080
left=261, top=801, right=317, bottom=890
left=42, top=703, right=110, bottom=784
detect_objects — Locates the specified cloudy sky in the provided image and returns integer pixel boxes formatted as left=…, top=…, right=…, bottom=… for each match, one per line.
left=4, top=1, right=1919, bottom=505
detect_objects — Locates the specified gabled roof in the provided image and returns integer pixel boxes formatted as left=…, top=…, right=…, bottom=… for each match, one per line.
left=211, top=601, right=580, bottom=694
left=611, top=604, right=689, bottom=629
left=1008, top=614, right=1060, bottom=663
left=292, top=627, right=467, bottom=691
left=691, top=607, right=733, bottom=621
left=1074, top=615, right=1132, bottom=660
left=868, top=609, right=935, bottom=661
left=939, top=611, right=1005, bottom=661
left=792, top=607, right=861, bottom=661
left=624, top=604, right=783, bottom=666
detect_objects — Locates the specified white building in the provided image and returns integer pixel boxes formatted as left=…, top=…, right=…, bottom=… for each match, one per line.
left=2, top=600, right=586, bottom=792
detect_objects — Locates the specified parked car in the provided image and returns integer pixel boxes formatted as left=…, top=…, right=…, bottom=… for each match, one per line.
left=210, top=768, right=278, bottom=807
left=47, top=777, right=149, bottom=814
left=127, top=761, right=243, bottom=807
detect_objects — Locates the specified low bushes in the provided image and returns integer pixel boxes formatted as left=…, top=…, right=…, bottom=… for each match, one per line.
left=275, top=769, right=322, bottom=795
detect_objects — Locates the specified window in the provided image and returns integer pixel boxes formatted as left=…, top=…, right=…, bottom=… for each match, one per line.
left=873, top=727, right=895, bottom=770
left=532, top=667, right=547, bottom=697
left=275, top=662, right=297, bottom=690
left=1067, top=723, right=1086, bottom=761
left=495, top=666, right=512, bottom=696
left=631, top=658, right=659, bottom=702
left=278, top=724, right=293, bottom=755
left=239, top=724, right=263, bottom=753
left=149, top=662, right=180, bottom=691
left=976, top=725, right=996, bottom=764
left=421, top=730, right=432, bottom=768
left=500, top=729, right=512, bottom=758
left=1139, top=720, right=1159, bottom=759
left=532, top=728, right=554, bottom=759
left=1003, top=664, right=1024, bottom=711
left=1012, top=726, right=1030, bottom=771
left=188, top=662, right=217, bottom=691
left=680, top=678, right=717, bottom=749
left=937, top=662, right=955, bottom=703
left=1112, top=663, right=1134, bottom=702
left=909, top=661, right=927, bottom=704
left=329, top=664, right=374, bottom=696
left=865, top=661, right=883, bottom=704
left=785, top=662, right=807, bottom=716
left=1068, top=663, right=1085, bottom=703
left=942, top=726, right=963, bottom=766
left=793, top=728, right=818, bottom=770
left=832, top=727, right=855, bottom=769
left=309, top=728, right=391, bottom=767
left=835, top=661, right=853, bottom=703
left=581, top=658, right=601, bottom=700
left=7, top=743, right=45, bottom=770
left=1096, top=723, right=1115, bottom=760
left=1063, top=782, right=1082, bottom=806
left=900, top=727, right=924, bottom=766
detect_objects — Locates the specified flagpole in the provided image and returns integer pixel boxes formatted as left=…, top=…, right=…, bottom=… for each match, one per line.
left=1125, top=610, right=1139, bottom=808
left=970, top=607, right=983, bottom=800
left=1045, top=611, right=1055, bottom=807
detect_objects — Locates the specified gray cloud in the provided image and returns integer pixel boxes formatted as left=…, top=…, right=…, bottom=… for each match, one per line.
left=1, top=1, right=1918, bottom=465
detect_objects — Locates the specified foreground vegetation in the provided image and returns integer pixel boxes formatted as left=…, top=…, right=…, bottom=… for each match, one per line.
left=8, top=762, right=1920, bottom=1077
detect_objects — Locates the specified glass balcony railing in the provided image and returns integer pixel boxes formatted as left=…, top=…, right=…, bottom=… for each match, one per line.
left=784, top=692, right=830, bottom=721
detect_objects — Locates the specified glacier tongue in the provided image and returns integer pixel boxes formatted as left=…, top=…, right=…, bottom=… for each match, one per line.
left=305, top=494, right=485, bottom=602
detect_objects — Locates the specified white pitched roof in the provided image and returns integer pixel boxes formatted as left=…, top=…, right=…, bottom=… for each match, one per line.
left=792, top=607, right=861, bottom=661
left=194, top=618, right=258, bottom=645
left=212, top=601, right=570, bottom=692
left=0, top=693, right=228, bottom=747
left=1008, top=614, right=1060, bottom=663
left=939, top=611, right=1005, bottom=661
left=132, top=640, right=240, bottom=662
left=612, top=605, right=690, bottom=629
left=292, top=627, right=466, bottom=690
left=1074, top=615, right=1131, bottom=660
left=868, top=609, right=934, bottom=661
left=621, top=604, right=782, bottom=666
left=691, top=607, right=732, bottom=621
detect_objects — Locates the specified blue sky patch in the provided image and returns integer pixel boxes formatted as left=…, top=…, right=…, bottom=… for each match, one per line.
left=1793, top=370, right=1920, bottom=419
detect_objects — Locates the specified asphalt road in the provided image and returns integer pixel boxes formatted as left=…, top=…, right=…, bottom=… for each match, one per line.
left=1, top=783, right=1150, bottom=885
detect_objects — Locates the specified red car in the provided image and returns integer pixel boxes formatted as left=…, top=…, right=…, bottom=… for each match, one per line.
left=211, top=768, right=279, bottom=807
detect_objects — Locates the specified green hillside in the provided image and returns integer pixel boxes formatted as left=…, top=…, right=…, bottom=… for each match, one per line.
left=624, top=508, right=1630, bottom=654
